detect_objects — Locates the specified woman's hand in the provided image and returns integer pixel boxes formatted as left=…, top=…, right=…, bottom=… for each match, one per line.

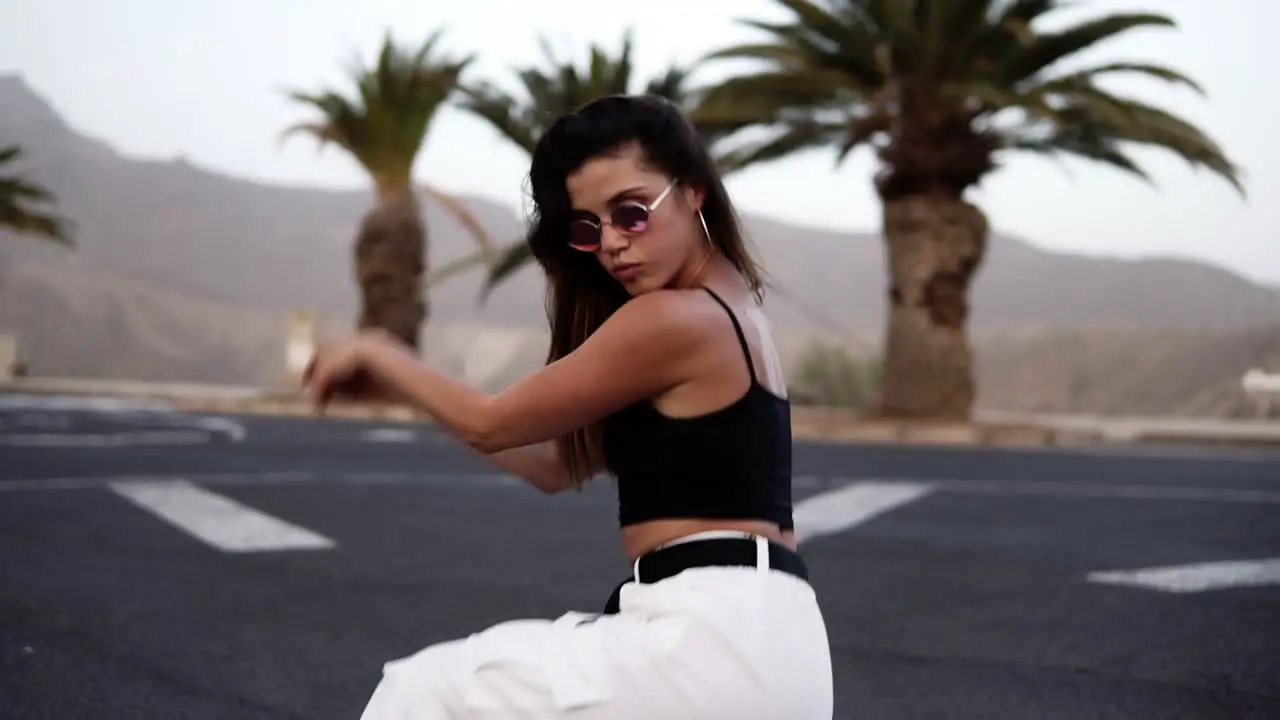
left=302, top=330, right=406, bottom=410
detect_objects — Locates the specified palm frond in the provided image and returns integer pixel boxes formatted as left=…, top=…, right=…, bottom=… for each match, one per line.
left=760, top=0, right=893, bottom=78
left=451, top=30, right=786, bottom=296
left=479, top=240, right=535, bottom=302
left=281, top=31, right=472, bottom=191
left=691, top=0, right=1242, bottom=196
left=418, top=182, right=497, bottom=260
left=1008, top=126, right=1156, bottom=187
left=999, top=12, right=1177, bottom=83
left=424, top=248, right=492, bottom=289
left=993, top=73, right=1244, bottom=194
left=643, top=65, right=691, bottom=100
left=701, top=68, right=870, bottom=115
left=456, top=29, right=645, bottom=155
left=916, top=0, right=999, bottom=77
left=1041, top=61, right=1205, bottom=95
left=421, top=237, right=535, bottom=304
left=0, top=144, right=74, bottom=247
left=717, top=118, right=847, bottom=172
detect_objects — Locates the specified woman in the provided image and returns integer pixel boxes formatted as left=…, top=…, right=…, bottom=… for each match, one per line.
left=305, top=94, right=834, bottom=719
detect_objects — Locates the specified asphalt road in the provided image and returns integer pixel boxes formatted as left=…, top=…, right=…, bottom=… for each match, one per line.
left=1, top=396, right=1278, bottom=719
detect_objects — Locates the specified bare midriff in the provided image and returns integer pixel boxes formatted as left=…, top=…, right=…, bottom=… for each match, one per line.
left=620, top=517, right=797, bottom=561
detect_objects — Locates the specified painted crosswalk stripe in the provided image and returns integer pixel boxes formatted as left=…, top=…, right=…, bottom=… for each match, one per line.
left=109, top=479, right=335, bottom=552
left=793, top=480, right=934, bottom=545
left=1087, top=558, right=1280, bottom=593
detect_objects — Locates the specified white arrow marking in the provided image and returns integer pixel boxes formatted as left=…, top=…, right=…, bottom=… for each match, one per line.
left=1088, top=558, right=1280, bottom=593
left=793, top=480, right=934, bottom=545
left=110, top=479, right=335, bottom=552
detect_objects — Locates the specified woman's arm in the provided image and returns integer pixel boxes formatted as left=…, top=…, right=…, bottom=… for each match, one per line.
left=328, top=372, right=588, bottom=494
left=477, top=441, right=581, bottom=495
left=355, top=291, right=704, bottom=454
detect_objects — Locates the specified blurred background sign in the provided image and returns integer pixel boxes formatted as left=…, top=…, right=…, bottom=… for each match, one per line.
left=284, top=312, right=315, bottom=387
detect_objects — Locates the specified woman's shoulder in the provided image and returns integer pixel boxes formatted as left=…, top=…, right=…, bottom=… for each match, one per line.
left=609, top=288, right=730, bottom=336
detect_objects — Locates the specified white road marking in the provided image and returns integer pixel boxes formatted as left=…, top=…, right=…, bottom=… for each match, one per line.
left=4, top=472, right=1280, bottom=506
left=922, top=477, right=1280, bottom=505
left=109, top=479, right=335, bottom=552
left=1087, top=558, right=1280, bottom=593
left=360, top=428, right=418, bottom=443
left=0, top=393, right=246, bottom=446
left=343, top=472, right=419, bottom=485
left=1, top=476, right=132, bottom=492
left=189, top=416, right=246, bottom=442
left=818, top=434, right=1280, bottom=464
left=793, top=480, right=935, bottom=545
left=0, top=431, right=215, bottom=447
left=0, top=471, right=511, bottom=493
left=0, top=472, right=315, bottom=493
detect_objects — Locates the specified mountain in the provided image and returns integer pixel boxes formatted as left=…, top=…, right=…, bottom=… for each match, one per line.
left=5, top=74, right=1278, bottom=338
left=3, top=74, right=1279, bottom=414
left=0, top=249, right=297, bottom=385
left=975, top=325, right=1280, bottom=418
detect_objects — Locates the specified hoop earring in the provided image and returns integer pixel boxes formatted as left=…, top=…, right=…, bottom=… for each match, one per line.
left=698, top=210, right=712, bottom=246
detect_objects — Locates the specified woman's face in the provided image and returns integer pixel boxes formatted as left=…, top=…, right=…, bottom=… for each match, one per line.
left=565, top=144, right=704, bottom=296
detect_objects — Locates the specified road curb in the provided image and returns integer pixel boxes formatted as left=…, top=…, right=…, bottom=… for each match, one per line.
left=4, top=380, right=1279, bottom=449
left=789, top=409, right=1075, bottom=447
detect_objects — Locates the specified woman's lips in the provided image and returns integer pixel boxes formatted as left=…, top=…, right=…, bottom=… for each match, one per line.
left=612, top=263, right=642, bottom=281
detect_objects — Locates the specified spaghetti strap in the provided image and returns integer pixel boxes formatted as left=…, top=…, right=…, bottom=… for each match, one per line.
left=701, top=287, right=757, bottom=381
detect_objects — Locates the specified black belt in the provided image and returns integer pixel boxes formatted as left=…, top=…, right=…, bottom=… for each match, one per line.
left=601, top=536, right=810, bottom=615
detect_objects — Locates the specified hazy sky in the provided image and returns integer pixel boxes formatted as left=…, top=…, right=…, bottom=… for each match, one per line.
left=4, top=0, right=1276, bottom=285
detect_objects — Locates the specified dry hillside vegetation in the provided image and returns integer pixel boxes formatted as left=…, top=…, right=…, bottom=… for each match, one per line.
left=975, top=327, right=1280, bottom=418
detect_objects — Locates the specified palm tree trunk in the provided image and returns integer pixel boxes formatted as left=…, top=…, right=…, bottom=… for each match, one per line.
left=354, top=187, right=427, bottom=349
left=876, top=193, right=988, bottom=419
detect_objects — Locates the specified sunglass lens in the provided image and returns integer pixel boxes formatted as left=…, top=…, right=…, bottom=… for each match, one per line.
left=611, top=204, right=649, bottom=233
left=568, top=220, right=601, bottom=250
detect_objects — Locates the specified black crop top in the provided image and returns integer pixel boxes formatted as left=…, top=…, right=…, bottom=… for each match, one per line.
left=601, top=287, right=795, bottom=531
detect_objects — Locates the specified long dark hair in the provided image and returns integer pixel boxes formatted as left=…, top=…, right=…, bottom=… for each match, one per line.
left=523, top=94, right=765, bottom=485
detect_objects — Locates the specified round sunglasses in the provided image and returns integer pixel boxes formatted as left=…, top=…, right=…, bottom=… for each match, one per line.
left=568, top=181, right=676, bottom=252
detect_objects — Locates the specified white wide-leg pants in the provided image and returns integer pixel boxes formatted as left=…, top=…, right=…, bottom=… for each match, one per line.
left=358, top=543, right=834, bottom=719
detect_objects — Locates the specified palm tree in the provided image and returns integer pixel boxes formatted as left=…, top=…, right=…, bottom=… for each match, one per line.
left=282, top=30, right=494, bottom=349
left=0, top=144, right=73, bottom=247
left=693, top=0, right=1244, bottom=419
left=442, top=30, right=755, bottom=297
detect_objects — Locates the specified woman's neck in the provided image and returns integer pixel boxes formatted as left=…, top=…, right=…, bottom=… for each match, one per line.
left=672, top=247, right=722, bottom=291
